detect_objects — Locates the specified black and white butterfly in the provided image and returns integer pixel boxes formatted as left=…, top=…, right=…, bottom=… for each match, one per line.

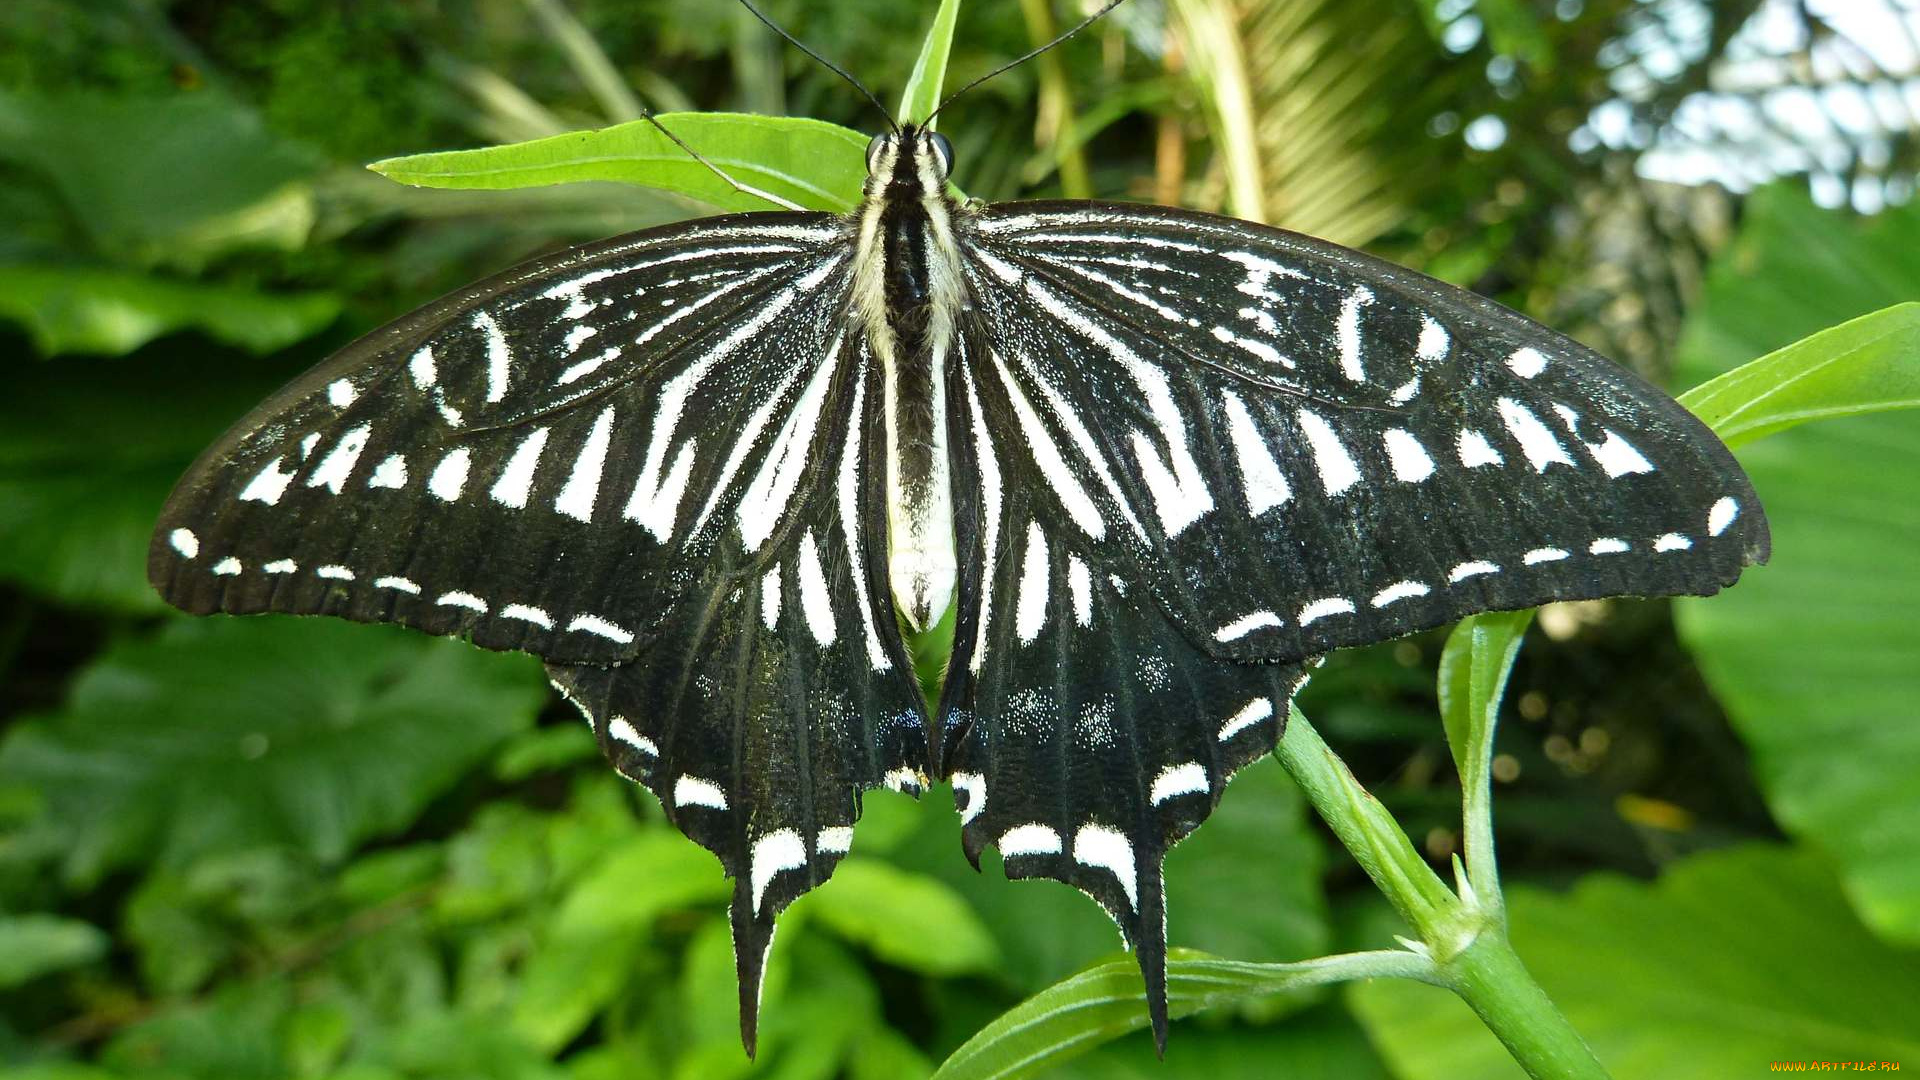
left=148, top=44, right=1768, bottom=1054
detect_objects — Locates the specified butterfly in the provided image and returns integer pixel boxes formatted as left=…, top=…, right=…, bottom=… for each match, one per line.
left=147, top=9, right=1769, bottom=1057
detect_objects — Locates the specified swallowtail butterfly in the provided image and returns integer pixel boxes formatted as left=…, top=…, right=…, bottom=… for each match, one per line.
left=149, top=17, right=1769, bottom=1055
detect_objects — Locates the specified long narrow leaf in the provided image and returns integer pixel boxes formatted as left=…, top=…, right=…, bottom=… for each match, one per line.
left=1678, top=302, right=1920, bottom=448
left=899, top=0, right=964, bottom=126
left=370, top=112, right=868, bottom=214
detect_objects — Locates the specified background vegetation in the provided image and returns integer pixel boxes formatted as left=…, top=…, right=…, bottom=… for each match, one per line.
left=2, top=0, right=1918, bottom=1077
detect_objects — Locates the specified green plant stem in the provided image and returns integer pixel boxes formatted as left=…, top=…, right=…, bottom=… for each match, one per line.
left=1443, top=931, right=1609, bottom=1080
left=1016, top=0, right=1093, bottom=198
left=1275, top=704, right=1610, bottom=1080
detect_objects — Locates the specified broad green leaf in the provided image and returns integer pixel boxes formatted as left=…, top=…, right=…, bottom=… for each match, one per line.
left=1671, top=186, right=1920, bottom=943
left=0, top=913, right=109, bottom=987
left=935, top=949, right=1432, bottom=1080
left=511, top=831, right=728, bottom=1052
left=0, top=264, right=340, bottom=357
left=1349, top=845, right=1920, bottom=1077
left=101, top=976, right=297, bottom=1079
left=1679, top=303, right=1920, bottom=448
left=0, top=617, right=543, bottom=885
left=899, top=0, right=964, bottom=126
left=0, top=91, right=320, bottom=268
left=370, top=112, right=868, bottom=214
left=802, top=857, right=1000, bottom=976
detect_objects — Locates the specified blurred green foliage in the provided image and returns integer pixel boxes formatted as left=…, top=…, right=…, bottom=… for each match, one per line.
left=2, top=0, right=1917, bottom=1078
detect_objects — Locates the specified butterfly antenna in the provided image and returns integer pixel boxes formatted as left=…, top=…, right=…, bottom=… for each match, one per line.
left=927, top=0, right=1128, bottom=124
left=737, top=0, right=898, bottom=132
left=640, top=111, right=806, bottom=211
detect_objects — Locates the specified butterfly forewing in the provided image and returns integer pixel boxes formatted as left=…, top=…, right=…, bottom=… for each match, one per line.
left=958, top=201, right=1768, bottom=665
left=151, top=213, right=866, bottom=664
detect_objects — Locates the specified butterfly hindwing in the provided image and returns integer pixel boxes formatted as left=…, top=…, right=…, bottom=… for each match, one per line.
left=960, top=201, right=1769, bottom=665
left=546, top=340, right=926, bottom=1053
left=937, top=346, right=1307, bottom=1050
left=150, top=212, right=863, bottom=666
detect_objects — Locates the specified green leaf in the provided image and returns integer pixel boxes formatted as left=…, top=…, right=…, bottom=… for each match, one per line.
left=1678, top=303, right=1920, bottom=448
left=1671, top=185, right=1920, bottom=944
left=0, top=913, right=109, bottom=987
left=510, top=831, right=729, bottom=1051
left=935, top=949, right=1433, bottom=1080
left=0, top=617, right=544, bottom=885
left=1045, top=1003, right=1396, bottom=1080
left=1349, top=845, right=1920, bottom=1078
left=370, top=112, right=868, bottom=214
left=803, top=857, right=1000, bottom=976
left=1435, top=611, right=1530, bottom=770
left=0, top=90, right=320, bottom=268
left=0, top=264, right=340, bottom=357
left=898, top=0, right=964, bottom=126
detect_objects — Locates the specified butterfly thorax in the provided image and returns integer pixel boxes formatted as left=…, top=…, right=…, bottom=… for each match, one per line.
left=852, top=125, right=968, bottom=631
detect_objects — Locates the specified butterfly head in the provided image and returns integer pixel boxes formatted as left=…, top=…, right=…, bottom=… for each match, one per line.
left=864, top=124, right=956, bottom=197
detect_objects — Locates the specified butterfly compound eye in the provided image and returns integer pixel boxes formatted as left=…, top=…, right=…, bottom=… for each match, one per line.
left=865, top=133, right=889, bottom=174
left=928, top=131, right=955, bottom=178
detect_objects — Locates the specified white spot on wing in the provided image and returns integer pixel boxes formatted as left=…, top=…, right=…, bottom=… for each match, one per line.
left=965, top=371, right=1004, bottom=674
left=1150, top=762, right=1209, bottom=806
left=797, top=532, right=835, bottom=645
left=1296, top=409, right=1362, bottom=495
left=1708, top=496, right=1739, bottom=536
left=1523, top=547, right=1570, bottom=565
left=1067, top=556, right=1092, bottom=627
left=1214, top=610, right=1282, bottom=642
left=263, top=559, right=297, bottom=574
left=328, top=379, right=356, bottom=408
left=474, top=310, right=511, bottom=403
left=1336, top=285, right=1374, bottom=383
left=307, top=425, right=373, bottom=494
left=1457, top=429, right=1504, bottom=468
left=169, top=528, right=199, bottom=559
left=500, top=603, right=554, bottom=628
left=374, top=576, right=420, bottom=594
left=674, top=774, right=729, bottom=810
left=1506, top=347, right=1548, bottom=378
left=738, top=339, right=841, bottom=550
left=1382, top=429, right=1436, bottom=482
left=1585, top=430, right=1655, bottom=477
left=1015, top=522, right=1049, bottom=644
left=1299, top=597, right=1356, bottom=626
left=315, top=565, right=354, bottom=580
left=212, top=557, right=241, bottom=575
left=608, top=717, right=657, bottom=756
left=1654, top=532, right=1692, bottom=552
left=436, top=591, right=486, bottom=612
left=1590, top=537, right=1629, bottom=555
left=761, top=566, right=781, bottom=631
left=999, top=823, right=1062, bottom=857
left=554, top=406, right=614, bottom=522
left=817, top=826, right=854, bottom=854
left=1074, top=824, right=1139, bottom=910
left=239, top=456, right=296, bottom=505
left=368, top=454, right=408, bottom=489
left=1417, top=316, right=1450, bottom=361
left=1496, top=398, right=1575, bottom=471
left=1218, top=697, right=1274, bottom=741
left=409, top=345, right=437, bottom=390
left=490, top=427, right=550, bottom=509
left=1222, top=390, right=1291, bottom=514
left=750, top=829, right=806, bottom=915
left=1372, top=581, right=1430, bottom=607
left=568, top=614, right=634, bottom=644
left=428, top=448, right=473, bottom=502
left=1449, top=560, right=1500, bottom=582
